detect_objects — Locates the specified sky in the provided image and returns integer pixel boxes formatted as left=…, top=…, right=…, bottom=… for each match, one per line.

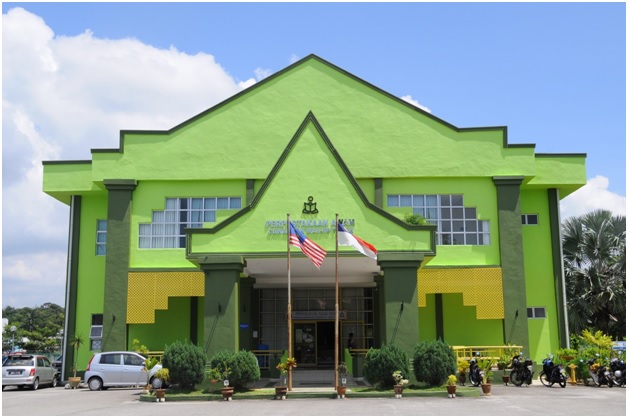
left=2, top=2, right=626, bottom=309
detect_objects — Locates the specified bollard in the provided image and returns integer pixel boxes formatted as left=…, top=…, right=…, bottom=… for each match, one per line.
left=568, top=364, right=577, bottom=386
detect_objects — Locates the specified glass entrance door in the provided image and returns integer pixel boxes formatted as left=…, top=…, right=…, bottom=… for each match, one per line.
left=294, top=322, right=316, bottom=366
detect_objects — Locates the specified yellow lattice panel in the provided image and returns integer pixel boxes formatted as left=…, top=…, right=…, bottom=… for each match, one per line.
left=418, top=267, right=504, bottom=319
left=127, top=271, right=205, bottom=324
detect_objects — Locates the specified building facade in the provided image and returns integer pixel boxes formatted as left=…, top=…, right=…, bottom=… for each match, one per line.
left=43, top=55, right=586, bottom=379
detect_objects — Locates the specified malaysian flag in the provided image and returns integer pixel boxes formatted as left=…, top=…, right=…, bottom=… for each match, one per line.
left=289, top=221, right=327, bottom=268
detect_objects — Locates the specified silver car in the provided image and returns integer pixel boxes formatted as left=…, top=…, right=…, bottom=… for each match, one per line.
left=2, top=354, right=60, bottom=390
left=84, top=351, right=153, bottom=391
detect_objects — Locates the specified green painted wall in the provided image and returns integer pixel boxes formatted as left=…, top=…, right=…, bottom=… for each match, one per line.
left=520, top=189, right=560, bottom=362
left=128, top=297, right=193, bottom=351
left=74, top=194, right=107, bottom=370
left=441, top=293, right=503, bottom=345
left=418, top=294, right=437, bottom=341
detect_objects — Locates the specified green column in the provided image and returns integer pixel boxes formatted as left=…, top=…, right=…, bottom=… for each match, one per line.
left=102, top=180, right=137, bottom=351
left=377, top=252, right=424, bottom=358
left=238, top=276, right=256, bottom=351
left=493, top=176, right=530, bottom=354
left=62, top=195, right=81, bottom=381
left=548, top=188, right=569, bottom=348
left=199, top=255, right=246, bottom=355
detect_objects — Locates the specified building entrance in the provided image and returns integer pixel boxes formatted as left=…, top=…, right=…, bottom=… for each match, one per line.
left=293, top=321, right=335, bottom=367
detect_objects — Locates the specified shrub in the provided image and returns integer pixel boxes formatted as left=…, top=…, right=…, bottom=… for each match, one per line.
left=412, top=340, right=457, bottom=387
left=208, top=350, right=260, bottom=389
left=363, top=344, right=409, bottom=388
left=161, top=341, right=207, bottom=389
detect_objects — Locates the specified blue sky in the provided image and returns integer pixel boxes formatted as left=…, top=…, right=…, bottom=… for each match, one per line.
left=2, top=2, right=626, bottom=308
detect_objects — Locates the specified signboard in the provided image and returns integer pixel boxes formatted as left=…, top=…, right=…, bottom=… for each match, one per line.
left=291, top=311, right=347, bottom=320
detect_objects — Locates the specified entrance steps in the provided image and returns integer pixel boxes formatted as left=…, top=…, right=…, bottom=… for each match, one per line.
left=267, top=369, right=369, bottom=388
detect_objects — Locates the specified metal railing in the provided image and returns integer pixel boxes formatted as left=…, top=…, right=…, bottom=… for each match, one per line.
left=452, top=345, right=523, bottom=362
left=250, top=349, right=284, bottom=370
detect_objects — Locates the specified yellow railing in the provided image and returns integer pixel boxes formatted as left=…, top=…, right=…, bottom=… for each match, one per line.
left=452, top=346, right=523, bottom=362
left=250, top=350, right=284, bottom=370
left=144, top=351, right=164, bottom=363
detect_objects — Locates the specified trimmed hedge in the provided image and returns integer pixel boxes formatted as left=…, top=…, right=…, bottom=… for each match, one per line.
left=208, top=349, right=261, bottom=389
left=161, top=340, right=207, bottom=389
left=412, top=340, right=457, bottom=386
left=363, top=344, right=409, bottom=388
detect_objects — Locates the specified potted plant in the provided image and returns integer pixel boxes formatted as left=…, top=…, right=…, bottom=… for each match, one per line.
left=557, top=348, right=578, bottom=362
left=336, top=362, right=348, bottom=399
left=274, top=357, right=296, bottom=399
left=457, top=359, right=469, bottom=386
left=478, top=358, right=494, bottom=396
left=142, top=357, right=159, bottom=394
left=392, top=370, right=409, bottom=398
left=208, top=362, right=233, bottom=401
left=152, top=368, right=169, bottom=402
left=446, top=374, right=457, bottom=398
left=68, top=333, right=84, bottom=389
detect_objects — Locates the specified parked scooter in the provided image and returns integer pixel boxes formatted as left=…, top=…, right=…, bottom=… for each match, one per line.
left=510, top=353, right=534, bottom=386
left=583, top=354, right=618, bottom=387
left=609, top=355, right=625, bottom=387
left=539, top=354, right=567, bottom=388
left=468, top=353, right=482, bottom=387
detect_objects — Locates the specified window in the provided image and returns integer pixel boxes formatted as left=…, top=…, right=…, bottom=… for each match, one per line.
left=521, top=214, right=538, bottom=225
left=527, top=307, right=546, bottom=319
left=90, top=314, right=103, bottom=351
left=139, top=197, right=242, bottom=249
left=96, top=220, right=107, bottom=255
left=123, top=354, right=144, bottom=366
left=388, top=194, right=490, bottom=245
left=100, top=353, right=121, bottom=365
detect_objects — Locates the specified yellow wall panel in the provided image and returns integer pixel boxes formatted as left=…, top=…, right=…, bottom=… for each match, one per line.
left=127, top=271, right=205, bottom=324
left=418, top=267, right=504, bottom=319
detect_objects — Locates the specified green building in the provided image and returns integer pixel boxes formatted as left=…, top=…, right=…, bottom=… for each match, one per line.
left=43, top=55, right=586, bottom=380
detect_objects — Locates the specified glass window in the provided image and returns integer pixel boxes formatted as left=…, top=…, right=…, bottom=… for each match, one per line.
left=139, top=196, right=242, bottom=249
left=522, top=214, right=539, bottom=225
left=527, top=306, right=547, bottom=319
left=96, top=220, right=107, bottom=256
left=387, top=193, right=490, bottom=246
left=100, top=354, right=121, bottom=365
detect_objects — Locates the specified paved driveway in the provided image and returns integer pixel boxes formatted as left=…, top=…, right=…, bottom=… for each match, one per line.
left=1, top=383, right=625, bottom=416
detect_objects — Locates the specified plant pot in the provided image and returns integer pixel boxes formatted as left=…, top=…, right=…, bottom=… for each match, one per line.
left=221, top=387, right=234, bottom=401
left=155, top=388, right=165, bottom=402
left=274, top=386, right=288, bottom=400
left=480, top=383, right=491, bottom=396
left=393, top=384, right=404, bottom=398
left=458, top=373, right=466, bottom=386
left=336, top=385, right=347, bottom=399
left=68, top=377, right=81, bottom=389
left=446, top=385, right=456, bottom=398
left=502, top=374, right=510, bottom=385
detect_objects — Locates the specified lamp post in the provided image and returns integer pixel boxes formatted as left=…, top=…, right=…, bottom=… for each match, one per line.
left=10, top=326, right=16, bottom=353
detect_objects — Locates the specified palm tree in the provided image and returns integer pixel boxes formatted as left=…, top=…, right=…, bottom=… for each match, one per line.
left=562, top=210, right=626, bottom=339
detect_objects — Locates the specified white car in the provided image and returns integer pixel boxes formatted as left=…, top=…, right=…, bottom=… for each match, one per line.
left=84, top=351, right=162, bottom=391
left=2, top=354, right=60, bottom=390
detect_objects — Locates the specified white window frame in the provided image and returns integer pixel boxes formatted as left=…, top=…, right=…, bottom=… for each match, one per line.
left=96, top=220, right=107, bottom=255
left=139, top=197, right=242, bottom=249
left=521, top=214, right=539, bottom=225
left=527, top=306, right=547, bottom=319
left=387, top=194, right=490, bottom=246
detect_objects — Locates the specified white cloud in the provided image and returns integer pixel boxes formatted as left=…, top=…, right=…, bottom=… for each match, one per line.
left=560, top=175, right=626, bottom=220
left=289, top=54, right=300, bottom=64
left=401, top=95, right=432, bottom=113
left=254, top=67, right=273, bottom=81
left=2, top=7, right=253, bottom=307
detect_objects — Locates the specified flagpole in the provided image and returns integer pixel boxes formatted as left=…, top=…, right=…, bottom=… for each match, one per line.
left=334, top=213, right=339, bottom=389
left=287, top=213, right=293, bottom=391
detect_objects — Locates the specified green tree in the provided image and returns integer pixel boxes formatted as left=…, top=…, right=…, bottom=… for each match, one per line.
left=562, top=210, right=625, bottom=339
left=2, top=303, right=64, bottom=352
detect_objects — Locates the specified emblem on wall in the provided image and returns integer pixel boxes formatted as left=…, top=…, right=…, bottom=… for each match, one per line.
left=302, top=196, right=319, bottom=214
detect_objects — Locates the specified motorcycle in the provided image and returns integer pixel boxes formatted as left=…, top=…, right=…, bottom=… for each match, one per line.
left=468, top=353, right=482, bottom=387
left=539, top=354, right=567, bottom=388
left=609, top=355, right=625, bottom=387
left=510, top=353, right=534, bottom=386
left=583, top=355, right=618, bottom=387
